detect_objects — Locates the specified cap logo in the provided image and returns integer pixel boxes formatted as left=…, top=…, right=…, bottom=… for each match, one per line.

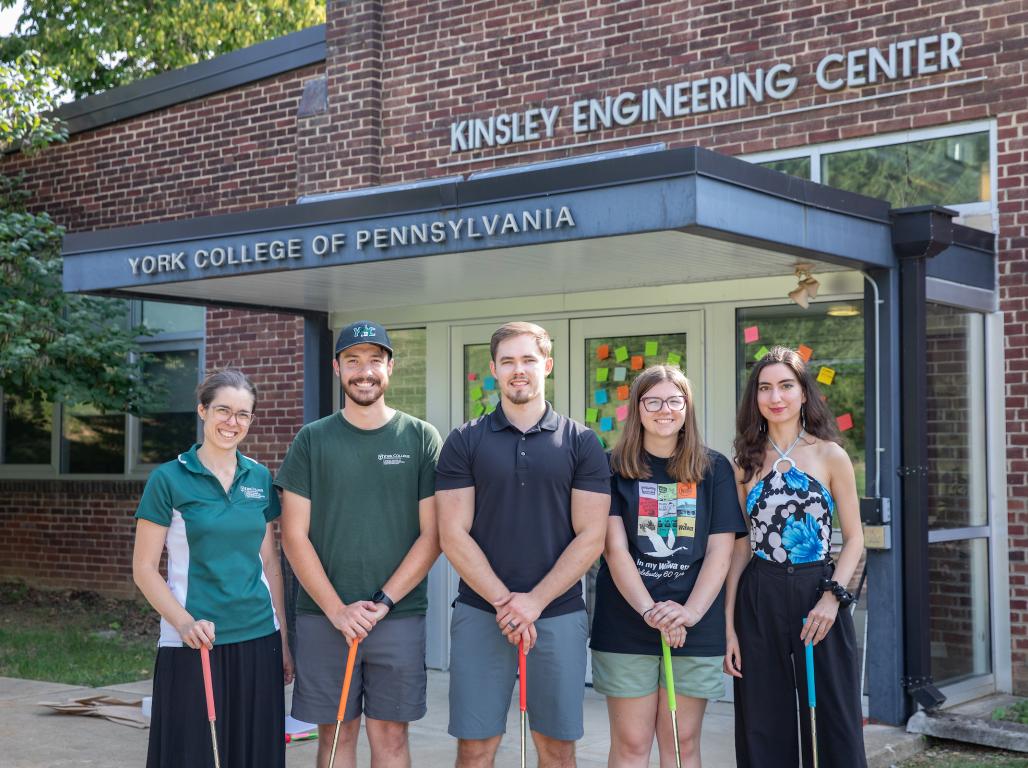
left=353, top=325, right=377, bottom=338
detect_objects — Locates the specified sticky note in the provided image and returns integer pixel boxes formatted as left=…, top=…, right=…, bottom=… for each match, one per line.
left=484, top=402, right=496, bottom=414
left=743, top=326, right=760, bottom=344
left=614, top=346, right=629, bottom=362
left=613, top=366, right=627, bottom=381
left=631, top=355, right=644, bottom=370
left=471, top=402, right=485, bottom=417
left=586, top=407, right=599, bottom=422
left=798, top=344, right=813, bottom=362
left=488, top=393, right=500, bottom=406
left=596, top=367, right=609, bottom=382
left=667, top=352, right=681, bottom=366
left=483, top=376, right=496, bottom=391
left=616, top=405, right=629, bottom=422
left=600, top=417, right=614, bottom=432
left=467, top=373, right=477, bottom=381
left=754, top=345, right=769, bottom=361
left=817, top=366, right=836, bottom=386
left=595, top=389, right=609, bottom=405
left=597, top=343, right=610, bottom=360
left=616, top=385, right=630, bottom=401
left=837, top=413, right=853, bottom=432
left=645, top=340, right=659, bottom=356
left=469, top=386, right=483, bottom=400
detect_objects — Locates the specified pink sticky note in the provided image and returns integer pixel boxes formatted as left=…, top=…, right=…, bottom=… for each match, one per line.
left=467, top=373, right=477, bottom=381
left=837, top=413, right=853, bottom=431
left=743, top=326, right=759, bottom=344
left=615, top=405, right=629, bottom=422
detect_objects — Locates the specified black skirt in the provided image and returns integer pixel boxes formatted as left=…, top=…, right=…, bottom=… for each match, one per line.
left=147, top=631, right=285, bottom=768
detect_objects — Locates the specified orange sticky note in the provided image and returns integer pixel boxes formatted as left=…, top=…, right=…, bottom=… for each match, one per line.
left=630, top=355, right=644, bottom=371
left=616, top=385, right=630, bottom=401
left=597, top=343, right=610, bottom=360
left=837, top=413, right=854, bottom=432
left=743, top=326, right=759, bottom=344
left=797, top=344, right=813, bottom=362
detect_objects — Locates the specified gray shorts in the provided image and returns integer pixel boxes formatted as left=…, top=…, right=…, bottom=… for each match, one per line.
left=291, top=612, right=427, bottom=724
left=448, top=602, right=588, bottom=741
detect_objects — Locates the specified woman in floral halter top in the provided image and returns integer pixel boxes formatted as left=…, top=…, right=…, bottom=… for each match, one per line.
left=725, top=346, right=867, bottom=768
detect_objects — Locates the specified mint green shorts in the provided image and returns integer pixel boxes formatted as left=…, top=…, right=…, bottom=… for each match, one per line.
left=591, top=651, right=726, bottom=700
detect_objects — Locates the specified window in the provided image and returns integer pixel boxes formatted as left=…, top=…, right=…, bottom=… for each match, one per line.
left=0, top=300, right=204, bottom=476
left=744, top=122, right=995, bottom=230
left=735, top=303, right=866, bottom=494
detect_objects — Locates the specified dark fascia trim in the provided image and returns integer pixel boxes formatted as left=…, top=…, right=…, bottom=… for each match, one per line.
left=926, top=222, right=996, bottom=291
left=63, top=147, right=892, bottom=256
left=54, top=24, right=326, bottom=136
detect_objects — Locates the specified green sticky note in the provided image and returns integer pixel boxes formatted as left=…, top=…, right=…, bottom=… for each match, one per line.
left=596, top=367, right=609, bottom=382
left=585, top=407, right=599, bottom=422
left=754, top=345, right=769, bottom=361
left=469, top=386, right=483, bottom=400
left=645, top=340, right=658, bottom=356
left=614, top=346, right=629, bottom=362
left=484, top=402, right=496, bottom=414
left=667, top=352, right=681, bottom=366
left=471, top=402, right=485, bottom=417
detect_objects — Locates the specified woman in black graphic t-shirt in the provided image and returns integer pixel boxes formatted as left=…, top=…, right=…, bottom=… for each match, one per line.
left=591, top=365, right=746, bottom=768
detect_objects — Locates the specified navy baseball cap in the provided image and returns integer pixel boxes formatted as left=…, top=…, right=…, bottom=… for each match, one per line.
left=335, top=320, right=393, bottom=357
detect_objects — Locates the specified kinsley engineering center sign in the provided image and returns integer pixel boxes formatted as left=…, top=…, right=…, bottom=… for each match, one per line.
left=449, top=32, right=963, bottom=152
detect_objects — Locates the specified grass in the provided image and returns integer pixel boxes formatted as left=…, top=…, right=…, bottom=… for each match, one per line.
left=994, top=700, right=1028, bottom=726
left=899, top=739, right=1028, bottom=768
left=0, top=581, right=158, bottom=687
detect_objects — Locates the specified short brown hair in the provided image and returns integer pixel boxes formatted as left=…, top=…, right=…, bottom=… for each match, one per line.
left=489, top=321, right=553, bottom=361
left=196, top=368, right=257, bottom=411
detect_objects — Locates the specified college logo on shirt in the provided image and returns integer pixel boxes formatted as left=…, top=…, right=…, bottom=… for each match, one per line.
left=378, top=453, right=411, bottom=466
left=239, top=485, right=266, bottom=500
left=637, top=481, right=696, bottom=558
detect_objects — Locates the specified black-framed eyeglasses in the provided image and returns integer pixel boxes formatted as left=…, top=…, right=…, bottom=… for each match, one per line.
left=640, top=396, right=686, bottom=412
left=210, top=405, right=254, bottom=426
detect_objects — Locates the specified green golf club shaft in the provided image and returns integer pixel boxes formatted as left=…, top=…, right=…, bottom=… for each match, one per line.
left=661, top=636, right=682, bottom=768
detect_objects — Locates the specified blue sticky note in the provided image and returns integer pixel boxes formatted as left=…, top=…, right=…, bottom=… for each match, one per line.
left=600, top=417, right=614, bottom=432
left=595, top=389, right=609, bottom=405
left=483, top=376, right=496, bottom=391
left=613, top=367, right=627, bottom=382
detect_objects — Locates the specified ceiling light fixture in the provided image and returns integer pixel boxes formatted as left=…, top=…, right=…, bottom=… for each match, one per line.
left=827, top=304, right=861, bottom=317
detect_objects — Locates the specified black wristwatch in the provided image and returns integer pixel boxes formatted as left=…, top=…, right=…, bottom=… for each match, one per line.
left=371, top=590, right=394, bottom=609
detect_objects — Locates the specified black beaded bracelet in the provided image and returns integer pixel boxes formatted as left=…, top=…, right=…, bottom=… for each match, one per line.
left=819, top=578, right=856, bottom=608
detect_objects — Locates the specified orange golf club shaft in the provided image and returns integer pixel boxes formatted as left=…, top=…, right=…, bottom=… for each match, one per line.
left=328, top=638, right=360, bottom=768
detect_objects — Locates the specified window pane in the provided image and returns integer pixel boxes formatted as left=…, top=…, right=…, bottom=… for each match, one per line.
left=62, top=406, right=125, bottom=474
left=929, top=537, right=991, bottom=684
left=757, top=156, right=811, bottom=179
left=141, top=301, right=205, bottom=334
left=735, top=304, right=866, bottom=495
left=139, top=349, right=200, bottom=465
left=386, top=328, right=427, bottom=421
left=584, top=333, right=688, bottom=450
left=926, top=304, right=987, bottom=528
left=1, top=393, right=52, bottom=464
left=821, top=132, right=989, bottom=207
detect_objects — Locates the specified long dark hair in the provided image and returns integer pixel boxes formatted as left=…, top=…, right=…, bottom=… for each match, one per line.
left=610, top=365, right=709, bottom=483
left=733, top=346, right=839, bottom=483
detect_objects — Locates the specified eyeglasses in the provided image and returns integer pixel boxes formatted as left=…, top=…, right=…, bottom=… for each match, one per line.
left=209, top=405, right=254, bottom=426
left=640, top=396, right=687, bottom=412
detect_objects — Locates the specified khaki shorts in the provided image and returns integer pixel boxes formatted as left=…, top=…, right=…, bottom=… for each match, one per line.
left=591, top=650, right=726, bottom=700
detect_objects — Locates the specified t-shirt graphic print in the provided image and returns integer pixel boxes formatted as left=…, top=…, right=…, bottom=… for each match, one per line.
left=637, top=480, right=696, bottom=560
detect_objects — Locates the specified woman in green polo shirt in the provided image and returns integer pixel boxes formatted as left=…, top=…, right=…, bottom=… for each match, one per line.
left=133, top=369, right=292, bottom=768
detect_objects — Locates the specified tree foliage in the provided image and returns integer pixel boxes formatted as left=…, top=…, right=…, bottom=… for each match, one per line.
left=0, top=53, right=156, bottom=413
left=0, top=0, right=326, bottom=99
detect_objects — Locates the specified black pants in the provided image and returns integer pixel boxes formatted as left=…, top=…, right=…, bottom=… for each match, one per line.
left=147, top=631, right=285, bottom=768
left=733, top=557, right=866, bottom=768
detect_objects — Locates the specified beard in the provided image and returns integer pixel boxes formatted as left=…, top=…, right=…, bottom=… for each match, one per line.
left=343, top=376, right=387, bottom=406
left=503, top=378, right=538, bottom=404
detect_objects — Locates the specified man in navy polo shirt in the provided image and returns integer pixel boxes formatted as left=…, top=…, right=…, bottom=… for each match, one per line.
left=437, top=321, right=611, bottom=768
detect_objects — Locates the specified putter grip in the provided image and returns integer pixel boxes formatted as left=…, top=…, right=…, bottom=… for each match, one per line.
left=660, top=636, right=677, bottom=713
left=518, top=639, right=527, bottom=712
left=803, top=620, right=817, bottom=708
left=200, top=646, right=216, bottom=722
left=337, top=639, right=360, bottom=721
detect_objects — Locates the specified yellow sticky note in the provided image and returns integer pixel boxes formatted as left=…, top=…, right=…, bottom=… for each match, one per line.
left=817, top=366, right=836, bottom=386
left=596, top=367, right=609, bottom=382
left=614, top=346, right=629, bottom=362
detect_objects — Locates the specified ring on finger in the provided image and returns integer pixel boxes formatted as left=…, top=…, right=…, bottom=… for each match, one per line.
left=508, top=621, right=517, bottom=630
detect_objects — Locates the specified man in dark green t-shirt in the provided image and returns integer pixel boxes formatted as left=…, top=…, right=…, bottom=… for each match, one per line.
left=276, top=320, right=442, bottom=768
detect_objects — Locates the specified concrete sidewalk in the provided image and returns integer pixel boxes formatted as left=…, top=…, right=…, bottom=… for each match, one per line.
left=0, top=672, right=914, bottom=767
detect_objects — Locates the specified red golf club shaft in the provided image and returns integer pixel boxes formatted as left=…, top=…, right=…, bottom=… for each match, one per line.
left=519, top=638, right=527, bottom=768
left=200, top=645, right=216, bottom=722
